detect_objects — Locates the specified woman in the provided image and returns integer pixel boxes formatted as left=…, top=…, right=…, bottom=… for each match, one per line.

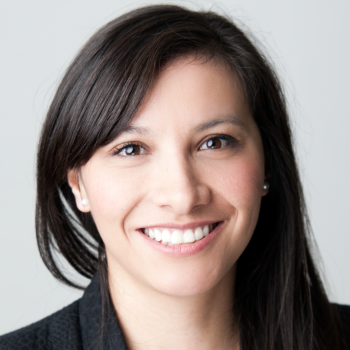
left=1, top=4, right=349, bottom=350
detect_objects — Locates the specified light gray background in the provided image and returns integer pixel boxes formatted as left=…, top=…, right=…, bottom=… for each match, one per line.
left=1, top=0, right=349, bottom=335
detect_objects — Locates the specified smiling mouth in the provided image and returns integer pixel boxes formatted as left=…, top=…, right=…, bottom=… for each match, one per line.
left=141, top=222, right=220, bottom=245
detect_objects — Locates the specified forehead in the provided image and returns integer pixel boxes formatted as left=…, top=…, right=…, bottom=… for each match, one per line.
left=127, top=57, right=251, bottom=134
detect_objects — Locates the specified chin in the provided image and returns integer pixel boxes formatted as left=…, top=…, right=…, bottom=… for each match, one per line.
left=147, top=263, right=234, bottom=297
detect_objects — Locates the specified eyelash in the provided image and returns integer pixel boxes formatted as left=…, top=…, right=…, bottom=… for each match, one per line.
left=199, top=134, right=239, bottom=150
left=113, top=141, right=145, bottom=156
left=113, top=134, right=239, bottom=157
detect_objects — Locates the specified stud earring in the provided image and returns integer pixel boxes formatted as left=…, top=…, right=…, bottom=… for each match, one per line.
left=81, top=198, right=87, bottom=207
left=263, top=182, right=270, bottom=190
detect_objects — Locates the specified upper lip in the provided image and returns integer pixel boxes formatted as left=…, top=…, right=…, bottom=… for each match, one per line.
left=140, top=220, right=223, bottom=230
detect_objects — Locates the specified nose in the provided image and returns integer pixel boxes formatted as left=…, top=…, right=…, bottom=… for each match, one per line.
left=151, top=156, right=211, bottom=215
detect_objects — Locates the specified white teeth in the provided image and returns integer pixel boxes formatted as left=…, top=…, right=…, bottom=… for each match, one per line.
left=203, top=225, right=209, bottom=236
left=161, top=229, right=171, bottom=243
left=154, top=228, right=162, bottom=241
left=143, top=223, right=217, bottom=245
left=194, top=227, right=204, bottom=240
left=183, top=229, right=195, bottom=243
left=149, top=229, right=155, bottom=239
left=171, top=230, right=183, bottom=244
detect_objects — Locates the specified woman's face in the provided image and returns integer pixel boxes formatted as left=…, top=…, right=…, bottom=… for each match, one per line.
left=69, top=57, right=268, bottom=297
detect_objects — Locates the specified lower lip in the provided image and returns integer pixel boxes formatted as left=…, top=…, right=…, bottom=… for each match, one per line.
left=136, top=221, right=225, bottom=257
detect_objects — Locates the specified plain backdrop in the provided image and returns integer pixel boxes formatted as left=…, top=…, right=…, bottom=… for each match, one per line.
left=1, top=0, right=349, bottom=335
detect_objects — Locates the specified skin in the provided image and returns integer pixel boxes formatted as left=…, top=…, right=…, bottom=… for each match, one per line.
left=68, top=57, right=268, bottom=350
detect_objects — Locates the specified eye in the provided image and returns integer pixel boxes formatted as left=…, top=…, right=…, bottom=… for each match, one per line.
left=114, top=143, right=146, bottom=157
left=199, top=135, right=237, bottom=150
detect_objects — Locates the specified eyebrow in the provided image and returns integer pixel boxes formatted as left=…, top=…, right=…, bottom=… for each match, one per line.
left=194, top=116, right=248, bottom=133
left=121, top=125, right=150, bottom=135
left=121, top=116, right=248, bottom=136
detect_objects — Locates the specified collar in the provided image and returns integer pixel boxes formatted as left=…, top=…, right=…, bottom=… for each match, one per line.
left=79, top=273, right=128, bottom=350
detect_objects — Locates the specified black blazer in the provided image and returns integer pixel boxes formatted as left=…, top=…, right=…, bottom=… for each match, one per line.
left=1, top=274, right=350, bottom=349
left=0, top=274, right=127, bottom=350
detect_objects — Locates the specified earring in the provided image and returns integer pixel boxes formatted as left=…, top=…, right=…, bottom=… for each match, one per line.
left=263, top=182, right=270, bottom=190
left=81, top=198, right=87, bottom=207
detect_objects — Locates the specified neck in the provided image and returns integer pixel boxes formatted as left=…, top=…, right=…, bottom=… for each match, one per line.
left=108, top=263, right=239, bottom=350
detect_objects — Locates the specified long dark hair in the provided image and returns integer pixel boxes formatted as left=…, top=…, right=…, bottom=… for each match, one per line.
left=36, top=5, right=347, bottom=350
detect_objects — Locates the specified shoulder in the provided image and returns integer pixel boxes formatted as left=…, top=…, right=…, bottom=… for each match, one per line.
left=0, top=300, right=82, bottom=350
left=336, top=303, right=350, bottom=322
left=335, top=303, right=350, bottom=346
left=336, top=303, right=350, bottom=327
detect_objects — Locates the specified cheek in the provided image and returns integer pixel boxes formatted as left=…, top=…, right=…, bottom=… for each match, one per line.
left=84, top=168, right=145, bottom=234
left=206, top=155, right=264, bottom=266
left=209, top=155, right=265, bottom=207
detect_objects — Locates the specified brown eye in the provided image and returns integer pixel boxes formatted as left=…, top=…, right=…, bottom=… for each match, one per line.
left=115, top=144, right=145, bottom=156
left=199, top=135, right=237, bottom=151
left=205, top=138, right=222, bottom=149
left=125, top=145, right=141, bottom=156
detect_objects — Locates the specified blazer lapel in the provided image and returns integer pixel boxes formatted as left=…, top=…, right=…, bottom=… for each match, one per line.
left=79, top=273, right=128, bottom=350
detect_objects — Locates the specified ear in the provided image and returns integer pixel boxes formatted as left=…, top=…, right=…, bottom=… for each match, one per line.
left=261, top=174, right=270, bottom=197
left=262, top=183, right=269, bottom=196
left=67, top=168, right=90, bottom=212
